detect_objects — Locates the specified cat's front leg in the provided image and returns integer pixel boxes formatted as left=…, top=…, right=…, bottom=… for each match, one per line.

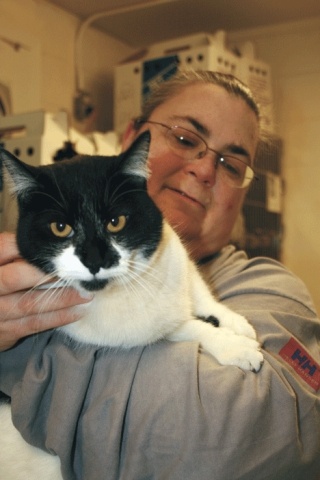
left=198, top=300, right=257, bottom=340
left=188, top=267, right=257, bottom=340
left=168, top=319, right=264, bottom=372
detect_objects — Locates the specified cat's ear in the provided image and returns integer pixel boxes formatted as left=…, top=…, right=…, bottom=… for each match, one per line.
left=122, top=131, right=150, bottom=179
left=0, top=148, right=38, bottom=199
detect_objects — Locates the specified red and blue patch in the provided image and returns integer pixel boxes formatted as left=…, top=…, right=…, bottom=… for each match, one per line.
left=279, top=338, right=320, bottom=391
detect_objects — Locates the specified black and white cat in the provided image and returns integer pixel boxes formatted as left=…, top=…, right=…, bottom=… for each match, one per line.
left=0, top=132, right=263, bottom=479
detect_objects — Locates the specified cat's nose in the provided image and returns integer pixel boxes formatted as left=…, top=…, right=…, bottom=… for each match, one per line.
left=85, top=256, right=105, bottom=275
left=81, top=244, right=119, bottom=275
left=83, top=249, right=102, bottom=274
left=87, top=263, right=101, bottom=275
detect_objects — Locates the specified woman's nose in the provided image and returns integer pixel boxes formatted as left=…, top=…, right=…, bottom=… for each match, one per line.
left=185, top=152, right=218, bottom=187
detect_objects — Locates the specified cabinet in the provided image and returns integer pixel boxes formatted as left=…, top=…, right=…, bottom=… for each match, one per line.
left=242, top=136, right=283, bottom=260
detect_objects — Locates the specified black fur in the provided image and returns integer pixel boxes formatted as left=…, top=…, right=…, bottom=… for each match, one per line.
left=1, top=132, right=163, bottom=288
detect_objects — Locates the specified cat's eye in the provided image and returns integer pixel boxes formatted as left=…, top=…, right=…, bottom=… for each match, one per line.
left=106, top=215, right=127, bottom=233
left=50, top=222, right=73, bottom=238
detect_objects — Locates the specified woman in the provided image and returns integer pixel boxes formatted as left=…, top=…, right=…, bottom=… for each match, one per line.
left=0, top=71, right=319, bottom=479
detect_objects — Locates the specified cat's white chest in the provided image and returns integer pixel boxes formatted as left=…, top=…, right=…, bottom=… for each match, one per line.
left=61, top=226, right=194, bottom=348
left=62, top=263, right=193, bottom=348
left=59, top=223, right=263, bottom=374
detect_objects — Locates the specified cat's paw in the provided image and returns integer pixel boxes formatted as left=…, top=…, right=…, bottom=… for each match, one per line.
left=218, top=311, right=257, bottom=340
left=206, top=329, right=264, bottom=372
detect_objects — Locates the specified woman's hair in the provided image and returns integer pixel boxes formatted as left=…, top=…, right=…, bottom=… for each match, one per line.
left=134, top=70, right=260, bottom=127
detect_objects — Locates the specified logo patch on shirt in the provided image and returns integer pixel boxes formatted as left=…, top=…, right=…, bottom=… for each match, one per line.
left=279, top=338, right=320, bottom=391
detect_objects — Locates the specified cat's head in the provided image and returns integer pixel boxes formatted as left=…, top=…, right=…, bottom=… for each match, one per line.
left=1, top=132, right=163, bottom=292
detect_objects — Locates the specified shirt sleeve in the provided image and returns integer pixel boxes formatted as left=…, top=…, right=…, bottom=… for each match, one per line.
left=1, top=248, right=320, bottom=480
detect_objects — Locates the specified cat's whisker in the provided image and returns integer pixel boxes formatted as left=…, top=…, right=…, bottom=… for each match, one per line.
left=49, top=169, right=68, bottom=210
left=107, top=172, right=146, bottom=203
left=108, top=173, right=146, bottom=203
left=126, top=258, right=164, bottom=284
left=116, top=273, right=155, bottom=325
left=19, top=270, right=75, bottom=316
left=29, top=275, right=58, bottom=291
left=109, top=187, right=147, bottom=206
left=30, top=190, right=66, bottom=211
left=126, top=268, right=161, bottom=290
left=30, top=283, right=68, bottom=312
left=118, top=274, right=144, bottom=303
left=2, top=279, right=67, bottom=329
left=120, top=266, right=158, bottom=300
left=107, top=176, right=132, bottom=204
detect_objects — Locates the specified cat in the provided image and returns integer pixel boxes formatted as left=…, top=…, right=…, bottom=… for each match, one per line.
left=0, top=132, right=263, bottom=479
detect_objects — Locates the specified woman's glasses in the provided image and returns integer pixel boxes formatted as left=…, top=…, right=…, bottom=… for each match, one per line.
left=137, top=119, right=257, bottom=189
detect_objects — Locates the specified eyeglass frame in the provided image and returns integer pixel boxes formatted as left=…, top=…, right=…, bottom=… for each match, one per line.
left=135, top=118, right=258, bottom=189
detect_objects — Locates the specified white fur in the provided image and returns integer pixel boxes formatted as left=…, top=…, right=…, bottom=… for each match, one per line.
left=0, top=221, right=263, bottom=479
left=0, top=404, right=62, bottom=479
left=58, top=222, right=262, bottom=369
left=2, top=151, right=38, bottom=198
left=122, top=139, right=150, bottom=179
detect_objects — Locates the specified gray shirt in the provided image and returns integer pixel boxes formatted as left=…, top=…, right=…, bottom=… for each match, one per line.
left=1, top=246, right=320, bottom=480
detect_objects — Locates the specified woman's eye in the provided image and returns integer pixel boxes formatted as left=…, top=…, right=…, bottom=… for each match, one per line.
left=106, top=215, right=127, bottom=233
left=176, top=135, right=194, bottom=147
left=50, top=222, right=74, bottom=238
left=219, top=157, right=242, bottom=178
left=171, top=132, right=199, bottom=148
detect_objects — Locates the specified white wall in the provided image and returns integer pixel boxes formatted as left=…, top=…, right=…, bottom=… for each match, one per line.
left=229, top=18, right=320, bottom=313
left=0, top=0, right=319, bottom=313
left=0, top=0, right=42, bottom=113
left=0, top=0, right=134, bottom=131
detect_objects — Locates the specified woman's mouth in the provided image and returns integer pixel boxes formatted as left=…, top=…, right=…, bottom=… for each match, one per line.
left=168, top=187, right=206, bottom=209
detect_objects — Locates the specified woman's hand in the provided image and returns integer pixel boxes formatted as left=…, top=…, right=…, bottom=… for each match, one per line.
left=0, top=232, right=92, bottom=351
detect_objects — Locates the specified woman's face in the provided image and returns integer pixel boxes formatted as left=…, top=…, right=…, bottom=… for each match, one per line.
left=124, top=83, right=260, bottom=260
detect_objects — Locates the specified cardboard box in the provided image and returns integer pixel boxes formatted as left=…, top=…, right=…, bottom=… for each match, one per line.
left=0, top=111, right=119, bottom=230
left=234, top=41, right=274, bottom=133
left=0, top=110, right=69, bottom=166
left=114, top=31, right=274, bottom=135
left=114, top=32, right=240, bottom=134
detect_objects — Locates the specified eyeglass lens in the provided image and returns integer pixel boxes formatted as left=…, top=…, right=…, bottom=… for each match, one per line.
left=165, top=127, right=253, bottom=188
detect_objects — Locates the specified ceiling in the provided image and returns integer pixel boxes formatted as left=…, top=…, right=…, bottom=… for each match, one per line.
left=47, top=0, right=320, bottom=48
